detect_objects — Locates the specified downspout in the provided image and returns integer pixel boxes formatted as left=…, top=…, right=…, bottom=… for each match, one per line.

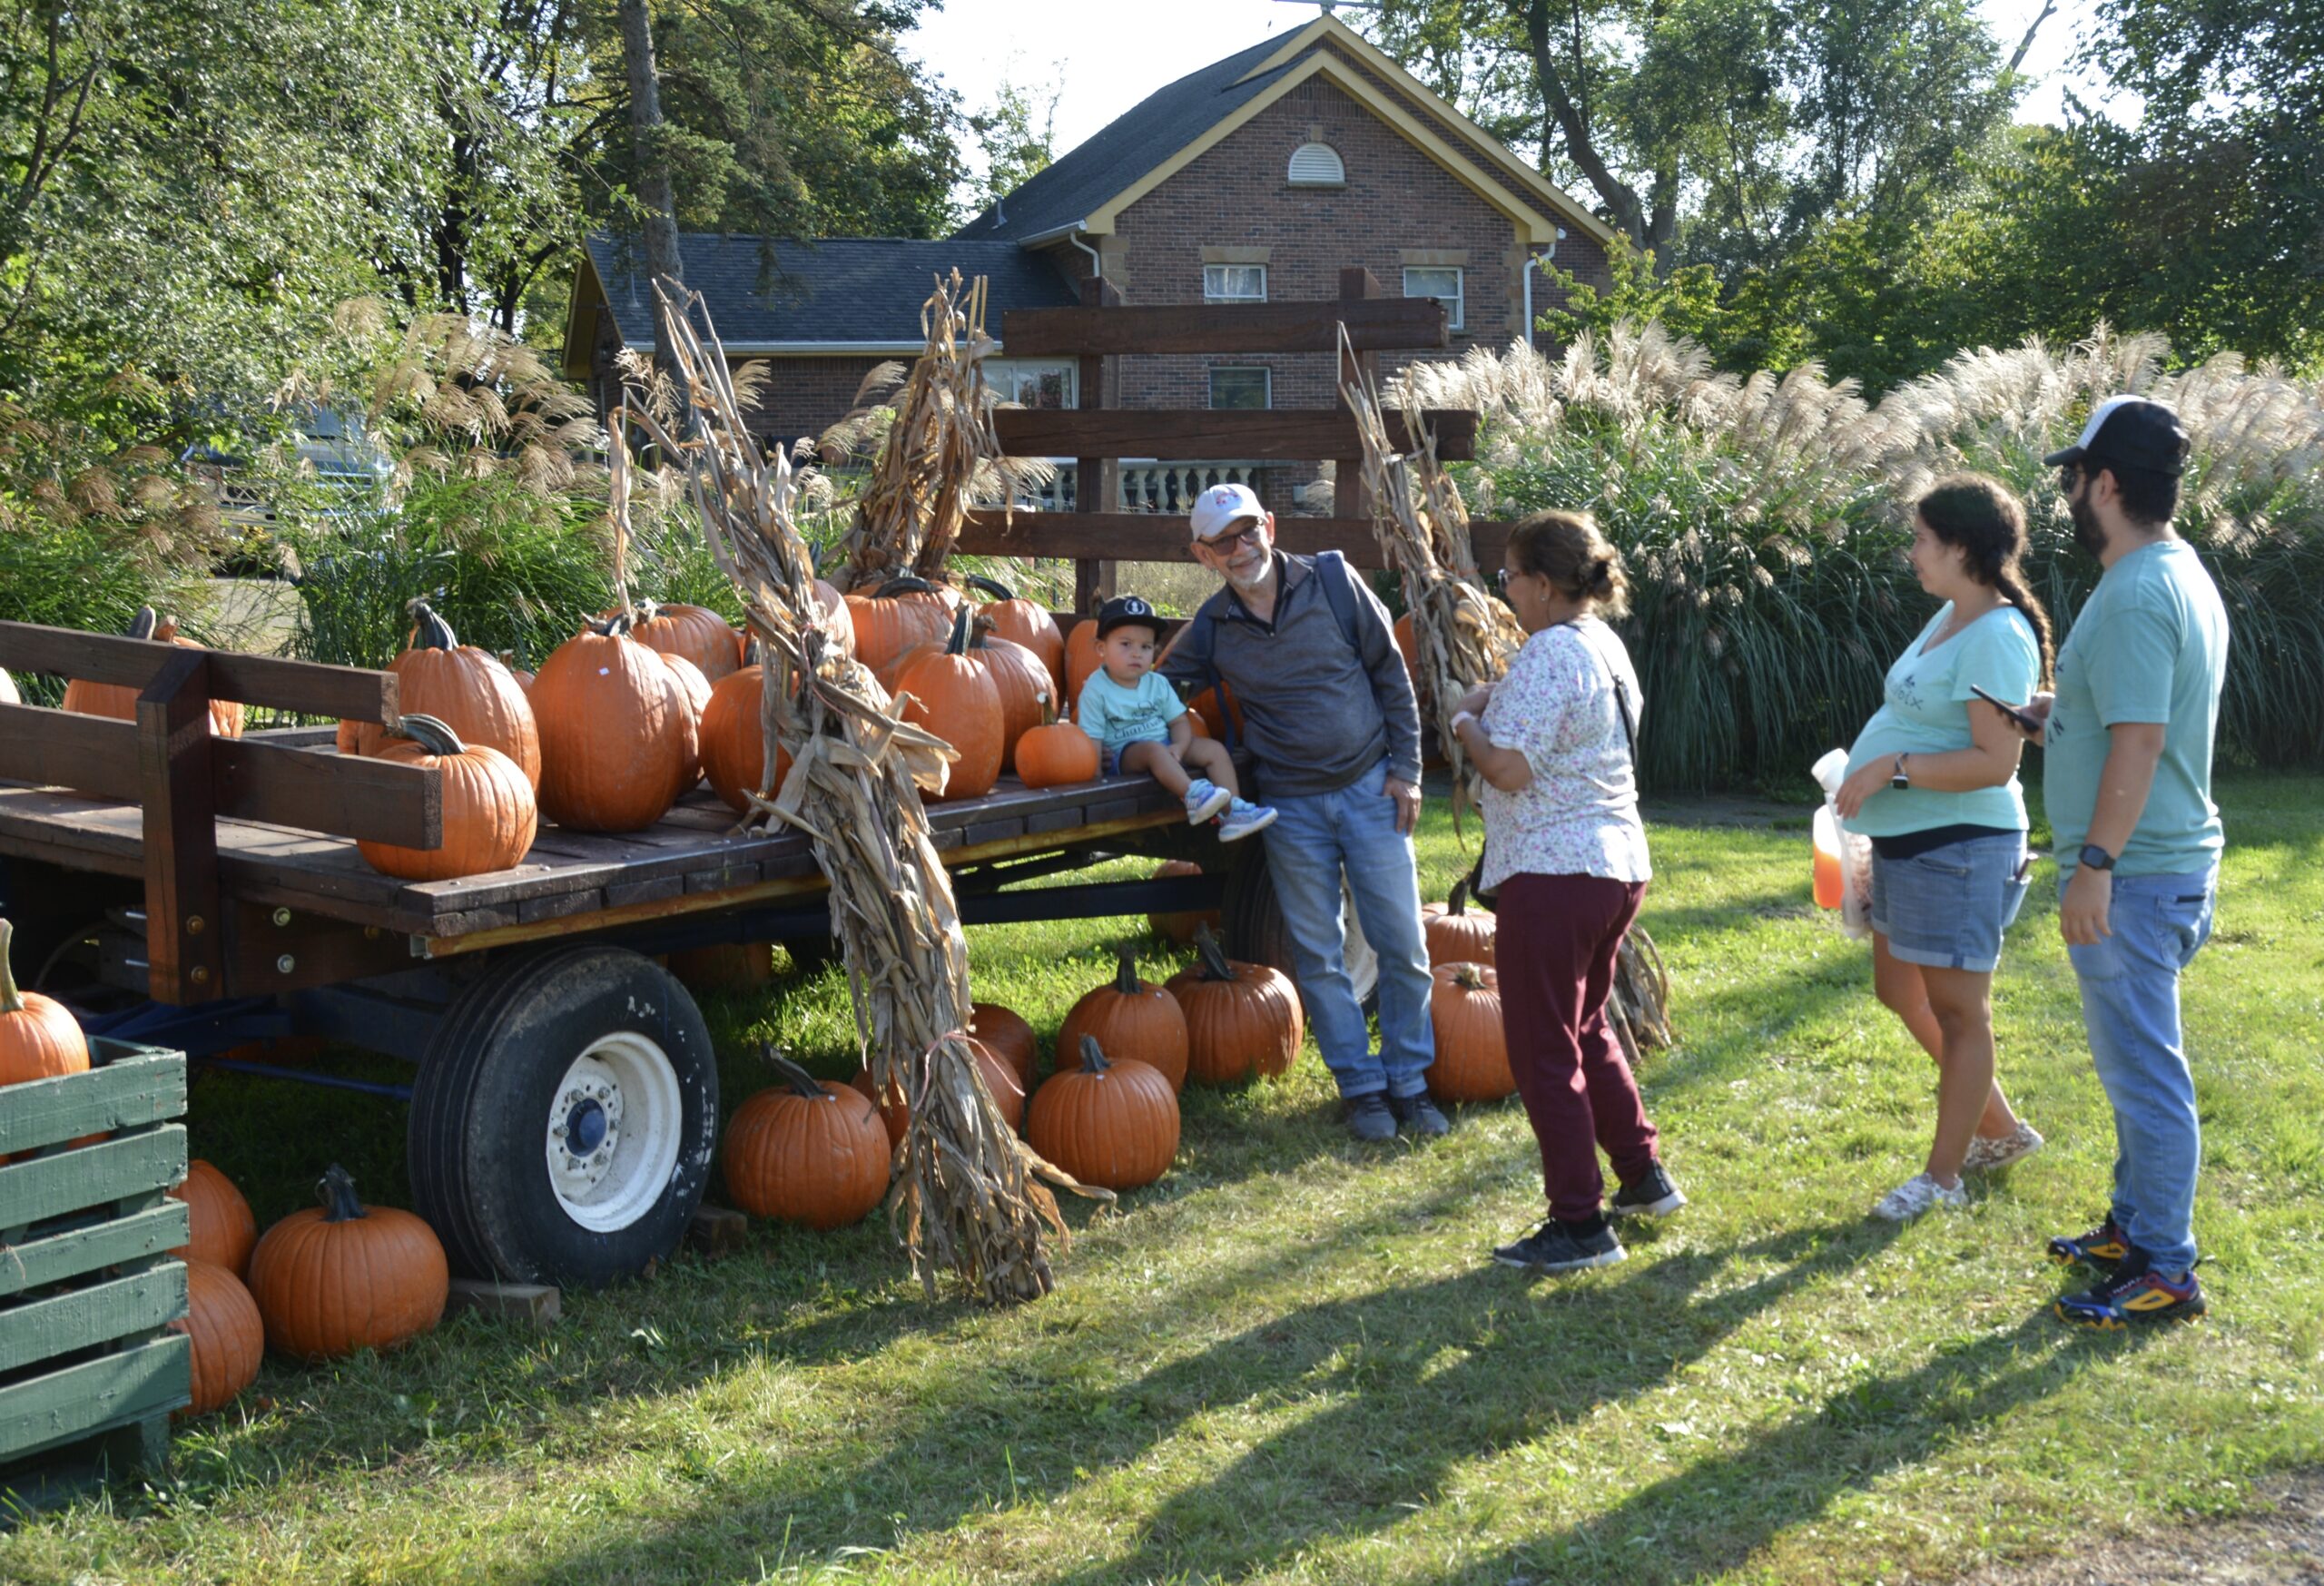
left=1068, top=230, right=1102, bottom=280
left=1524, top=226, right=1565, bottom=354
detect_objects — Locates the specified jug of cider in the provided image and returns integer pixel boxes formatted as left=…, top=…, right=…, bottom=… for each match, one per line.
left=1812, top=804, right=1846, bottom=910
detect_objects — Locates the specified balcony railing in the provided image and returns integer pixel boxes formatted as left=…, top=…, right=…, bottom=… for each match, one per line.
left=1015, top=461, right=1272, bottom=515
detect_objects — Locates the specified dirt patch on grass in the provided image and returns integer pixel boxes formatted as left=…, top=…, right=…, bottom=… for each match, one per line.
left=1955, top=1470, right=2324, bottom=1584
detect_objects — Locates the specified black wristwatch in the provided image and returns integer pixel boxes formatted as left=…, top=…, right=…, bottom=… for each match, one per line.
left=1889, top=754, right=1911, bottom=792
left=2078, top=843, right=2118, bottom=872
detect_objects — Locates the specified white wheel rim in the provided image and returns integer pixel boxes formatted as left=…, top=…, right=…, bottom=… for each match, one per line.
left=542, top=1033, right=683, bottom=1233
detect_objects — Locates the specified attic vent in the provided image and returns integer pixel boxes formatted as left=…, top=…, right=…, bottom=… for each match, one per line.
left=1287, top=143, right=1344, bottom=186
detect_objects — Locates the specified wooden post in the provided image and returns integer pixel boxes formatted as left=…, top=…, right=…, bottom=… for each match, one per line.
left=1073, top=275, right=1123, bottom=617
left=1334, top=267, right=1382, bottom=524
left=135, top=649, right=224, bottom=1005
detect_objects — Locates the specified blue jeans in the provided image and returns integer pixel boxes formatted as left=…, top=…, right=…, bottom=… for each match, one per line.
left=2065, top=864, right=2219, bottom=1276
left=1259, top=758, right=1436, bottom=1098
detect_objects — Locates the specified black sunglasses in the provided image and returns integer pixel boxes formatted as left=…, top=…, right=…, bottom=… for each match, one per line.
left=1203, top=520, right=1266, bottom=551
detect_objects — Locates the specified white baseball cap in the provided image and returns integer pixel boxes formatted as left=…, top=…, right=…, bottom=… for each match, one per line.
left=1189, top=482, right=1266, bottom=541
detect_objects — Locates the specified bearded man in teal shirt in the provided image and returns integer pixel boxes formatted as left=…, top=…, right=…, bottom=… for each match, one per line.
left=2009, top=397, right=2230, bottom=1330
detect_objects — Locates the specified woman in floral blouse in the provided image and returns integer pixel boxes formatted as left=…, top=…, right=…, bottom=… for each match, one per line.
left=1451, top=509, right=1684, bottom=1275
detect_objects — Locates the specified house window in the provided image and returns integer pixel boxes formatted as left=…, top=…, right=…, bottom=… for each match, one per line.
left=1203, top=264, right=1266, bottom=304
left=1208, top=367, right=1271, bottom=410
left=1403, top=265, right=1464, bottom=331
left=986, top=359, right=1076, bottom=409
left=1288, top=143, right=1345, bottom=186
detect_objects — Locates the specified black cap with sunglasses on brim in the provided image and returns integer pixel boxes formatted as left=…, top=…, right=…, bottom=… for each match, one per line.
left=2043, top=395, right=2191, bottom=478
left=1095, top=595, right=1162, bottom=639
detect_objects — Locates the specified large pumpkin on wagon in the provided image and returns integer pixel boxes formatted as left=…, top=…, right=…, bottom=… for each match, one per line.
left=62, top=607, right=243, bottom=739
left=531, top=612, right=693, bottom=832
left=340, top=600, right=540, bottom=787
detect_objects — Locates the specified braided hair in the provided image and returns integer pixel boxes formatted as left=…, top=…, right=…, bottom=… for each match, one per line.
left=1915, top=473, right=2054, bottom=683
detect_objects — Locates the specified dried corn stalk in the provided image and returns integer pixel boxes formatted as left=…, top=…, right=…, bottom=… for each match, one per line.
left=630, top=281, right=1101, bottom=1304
left=1340, top=327, right=1673, bottom=1062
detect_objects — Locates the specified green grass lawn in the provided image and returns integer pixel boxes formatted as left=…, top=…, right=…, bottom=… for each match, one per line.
left=6, top=776, right=2321, bottom=1584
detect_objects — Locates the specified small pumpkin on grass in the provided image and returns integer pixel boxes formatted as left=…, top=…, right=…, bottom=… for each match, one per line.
left=724, top=1051, right=890, bottom=1228
left=1013, top=692, right=1098, bottom=790
left=247, top=1165, right=448, bottom=1361
left=1057, top=949, right=1187, bottom=1091
left=852, top=1037, right=1023, bottom=1143
left=531, top=610, right=692, bottom=832
left=170, top=1158, right=259, bottom=1277
left=1165, top=925, right=1303, bottom=1086
left=894, top=605, right=1003, bottom=801
left=1426, top=961, right=1512, bottom=1103
left=1423, top=880, right=1495, bottom=968
left=1, top=916, right=88, bottom=1088
left=62, top=607, right=244, bottom=739
left=356, top=715, right=537, bottom=881
left=341, top=600, right=540, bottom=787
left=172, top=1259, right=262, bottom=1416
left=1147, top=860, right=1220, bottom=945
left=968, top=1001, right=1038, bottom=1088
left=964, top=575, right=1065, bottom=696
left=1028, top=1036, right=1179, bottom=1192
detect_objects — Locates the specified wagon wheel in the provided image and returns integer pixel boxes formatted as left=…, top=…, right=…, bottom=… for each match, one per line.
left=409, top=946, right=718, bottom=1287
left=1221, top=843, right=1379, bottom=1013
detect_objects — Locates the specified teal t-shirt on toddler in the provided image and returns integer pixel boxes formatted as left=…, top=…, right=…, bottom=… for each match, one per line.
left=1843, top=602, right=2042, bottom=837
left=2044, top=539, right=2230, bottom=876
left=1075, top=668, right=1185, bottom=757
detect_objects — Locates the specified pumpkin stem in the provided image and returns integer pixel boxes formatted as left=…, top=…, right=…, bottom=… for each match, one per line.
left=587, top=609, right=636, bottom=639
left=1448, top=879, right=1468, bottom=916
left=315, top=1164, right=369, bottom=1222
left=406, top=598, right=458, bottom=652
left=1111, top=947, right=1142, bottom=996
left=876, top=574, right=941, bottom=598
left=0, top=917, right=24, bottom=1014
left=1191, top=923, right=1238, bottom=981
left=388, top=713, right=467, bottom=757
left=125, top=606, right=159, bottom=642
left=941, top=603, right=974, bottom=656
left=1078, top=1034, right=1111, bottom=1075
left=964, top=574, right=1017, bottom=603
left=1036, top=688, right=1056, bottom=728
left=1453, top=962, right=1489, bottom=990
left=763, top=1047, right=826, bottom=1099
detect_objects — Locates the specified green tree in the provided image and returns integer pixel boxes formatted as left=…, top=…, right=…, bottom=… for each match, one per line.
left=970, top=72, right=1060, bottom=210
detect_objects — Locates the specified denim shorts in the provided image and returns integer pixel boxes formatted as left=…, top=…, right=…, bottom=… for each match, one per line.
left=1869, top=831, right=2032, bottom=972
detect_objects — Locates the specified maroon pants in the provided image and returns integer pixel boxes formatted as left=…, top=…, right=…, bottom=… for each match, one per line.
left=1496, top=872, right=1659, bottom=1221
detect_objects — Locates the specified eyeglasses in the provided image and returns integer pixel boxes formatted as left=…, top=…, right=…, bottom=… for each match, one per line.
left=1202, top=520, right=1266, bottom=552
left=1492, top=567, right=1527, bottom=593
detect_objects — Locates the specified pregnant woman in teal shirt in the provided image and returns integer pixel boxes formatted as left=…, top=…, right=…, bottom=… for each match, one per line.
left=1835, top=475, right=2053, bottom=1222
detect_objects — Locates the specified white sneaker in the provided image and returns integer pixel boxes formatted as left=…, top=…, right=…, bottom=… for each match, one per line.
left=1871, top=1172, right=1968, bottom=1223
left=1183, top=779, right=1232, bottom=825
left=1963, top=1121, right=2044, bottom=1173
left=1216, top=797, right=1276, bottom=842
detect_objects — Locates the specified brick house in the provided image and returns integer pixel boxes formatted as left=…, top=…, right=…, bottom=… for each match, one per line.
left=561, top=14, right=1610, bottom=513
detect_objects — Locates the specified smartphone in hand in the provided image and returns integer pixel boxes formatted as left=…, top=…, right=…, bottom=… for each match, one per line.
left=1969, top=684, right=2044, bottom=737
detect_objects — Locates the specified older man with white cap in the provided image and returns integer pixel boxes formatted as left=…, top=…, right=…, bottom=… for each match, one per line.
left=1160, top=483, right=1443, bottom=1141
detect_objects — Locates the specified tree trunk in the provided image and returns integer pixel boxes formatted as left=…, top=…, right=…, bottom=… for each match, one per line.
left=1523, top=0, right=1650, bottom=250
left=618, top=0, right=684, bottom=352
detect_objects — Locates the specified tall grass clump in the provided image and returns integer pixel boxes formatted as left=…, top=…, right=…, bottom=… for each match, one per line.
left=1401, top=324, right=2324, bottom=790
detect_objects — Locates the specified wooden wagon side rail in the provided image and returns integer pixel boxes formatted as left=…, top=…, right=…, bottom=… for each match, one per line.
left=0, top=620, right=438, bottom=1005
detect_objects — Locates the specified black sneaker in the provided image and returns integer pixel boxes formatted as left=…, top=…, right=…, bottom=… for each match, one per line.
left=1608, top=1162, right=1688, bottom=1219
left=1492, top=1219, right=1626, bottom=1273
left=1389, top=1092, right=1451, bottom=1138
left=2053, top=1248, right=2208, bottom=1329
left=2047, top=1214, right=2131, bottom=1276
left=1343, top=1092, right=1396, bottom=1142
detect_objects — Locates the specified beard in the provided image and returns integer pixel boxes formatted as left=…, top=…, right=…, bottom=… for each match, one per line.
left=2067, top=492, right=2108, bottom=558
left=1223, top=551, right=1273, bottom=592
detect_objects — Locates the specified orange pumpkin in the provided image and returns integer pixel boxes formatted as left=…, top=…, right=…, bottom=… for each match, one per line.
left=62, top=607, right=244, bottom=739
left=667, top=941, right=774, bottom=991
left=1165, top=925, right=1304, bottom=1086
left=1189, top=683, right=1245, bottom=743
left=972, top=622, right=1050, bottom=771
left=170, top=1158, right=259, bottom=1277
left=356, top=715, right=537, bottom=881
left=172, top=1258, right=263, bottom=1417
left=1427, top=961, right=1513, bottom=1103
left=1057, top=949, right=1187, bottom=1091
left=1064, top=618, right=1101, bottom=710
left=851, top=1038, right=1023, bottom=1145
left=1, top=917, right=88, bottom=1088
left=624, top=600, right=742, bottom=683
left=1029, top=1036, right=1180, bottom=1192
left=968, top=1001, right=1038, bottom=1088
left=700, top=665, right=793, bottom=815
left=497, top=651, right=536, bottom=693
left=1147, top=860, right=1222, bottom=945
left=845, top=575, right=955, bottom=678
left=724, top=1053, right=891, bottom=1228
left=662, top=652, right=712, bottom=790
left=342, top=601, right=541, bottom=787
left=247, top=1165, right=448, bottom=1360
left=1014, top=690, right=1099, bottom=790
left=1422, top=880, right=1495, bottom=967
left=895, top=606, right=1003, bottom=802
left=964, top=575, right=1065, bottom=696
left=531, top=612, right=692, bottom=832
left=1393, top=611, right=1419, bottom=681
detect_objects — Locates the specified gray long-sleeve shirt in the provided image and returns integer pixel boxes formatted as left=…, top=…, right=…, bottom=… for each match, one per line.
left=1160, top=551, right=1423, bottom=798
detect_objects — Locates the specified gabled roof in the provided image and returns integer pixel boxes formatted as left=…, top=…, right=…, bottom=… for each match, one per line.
left=953, top=15, right=1611, bottom=248
left=567, top=233, right=1077, bottom=365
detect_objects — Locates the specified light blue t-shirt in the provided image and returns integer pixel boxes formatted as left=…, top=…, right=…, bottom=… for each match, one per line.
left=1843, top=602, right=2041, bottom=837
left=2045, top=539, right=2230, bottom=876
left=1075, top=668, right=1185, bottom=755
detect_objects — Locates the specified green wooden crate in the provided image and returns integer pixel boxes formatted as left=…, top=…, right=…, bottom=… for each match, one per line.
left=0, top=1037, right=191, bottom=1505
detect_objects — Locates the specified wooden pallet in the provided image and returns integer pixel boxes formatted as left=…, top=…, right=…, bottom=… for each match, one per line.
left=0, top=1038, right=191, bottom=1510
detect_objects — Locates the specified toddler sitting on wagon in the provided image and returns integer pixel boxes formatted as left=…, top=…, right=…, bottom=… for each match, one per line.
left=1076, top=595, right=1275, bottom=841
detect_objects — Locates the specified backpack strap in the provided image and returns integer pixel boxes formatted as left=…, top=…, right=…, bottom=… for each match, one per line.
left=1314, top=549, right=1361, bottom=650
